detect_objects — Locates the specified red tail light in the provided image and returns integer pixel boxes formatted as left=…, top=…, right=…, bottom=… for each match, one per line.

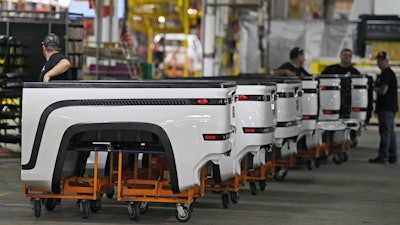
left=243, top=128, right=255, bottom=133
left=352, top=107, right=361, bottom=112
left=203, top=133, right=231, bottom=141
left=323, top=110, right=332, bottom=114
left=319, top=86, right=327, bottom=90
left=197, top=99, right=209, bottom=105
left=302, top=115, right=310, bottom=120
left=204, top=135, right=217, bottom=140
left=238, top=95, right=249, bottom=101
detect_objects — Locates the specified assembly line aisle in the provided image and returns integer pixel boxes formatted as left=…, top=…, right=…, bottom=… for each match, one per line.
left=0, top=126, right=399, bottom=225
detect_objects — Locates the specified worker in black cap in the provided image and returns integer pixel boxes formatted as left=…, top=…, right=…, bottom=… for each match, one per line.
left=39, top=33, right=72, bottom=82
left=272, top=47, right=312, bottom=77
left=369, top=51, right=398, bottom=164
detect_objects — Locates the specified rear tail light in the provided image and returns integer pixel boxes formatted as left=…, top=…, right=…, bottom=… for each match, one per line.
left=323, top=110, right=332, bottom=114
left=319, top=86, right=327, bottom=90
left=242, top=127, right=275, bottom=133
left=203, top=132, right=231, bottom=141
left=196, top=99, right=209, bottom=105
left=302, top=115, right=310, bottom=120
left=352, top=107, right=361, bottom=112
left=238, top=95, right=249, bottom=101
left=243, top=128, right=255, bottom=133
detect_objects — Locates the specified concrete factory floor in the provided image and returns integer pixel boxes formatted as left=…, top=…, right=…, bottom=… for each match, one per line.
left=0, top=125, right=399, bottom=225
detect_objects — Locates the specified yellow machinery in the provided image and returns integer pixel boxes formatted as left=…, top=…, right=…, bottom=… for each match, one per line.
left=126, top=0, right=191, bottom=77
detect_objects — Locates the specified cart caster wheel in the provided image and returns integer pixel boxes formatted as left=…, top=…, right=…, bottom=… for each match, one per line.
left=259, top=179, right=267, bottom=191
left=128, top=202, right=140, bottom=221
left=249, top=181, right=258, bottom=195
left=138, top=202, right=149, bottom=215
left=106, top=187, right=114, bottom=199
left=306, top=159, right=314, bottom=170
left=350, top=134, right=358, bottom=148
left=315, top=159, right=320, bottom=168
left=89, top=199, right=101, bottom=213
left=80, top=200, right=90, bottom=219
left=44, top=198, right=57, bottom=211
left=229, top=191, right=239, bottom=204
left=33, top=199, right=41, bottom=218
left=274, top=167, right=288, bottom=181
left=342, top=152, right=348, bottom=162
left=333, top=153, right=343, bottom=164
left=175, top=205, right=191, bottom=222
left=188, top=203, right=194, bottom=212
left=221, top=192, right=229, bottom=208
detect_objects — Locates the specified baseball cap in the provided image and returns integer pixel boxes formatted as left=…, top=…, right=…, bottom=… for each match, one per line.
left=42, top=33, right=60, bottom=49
left=376, top=51, right=389, bottom=60
left=290, top=47, right=304, bottom=59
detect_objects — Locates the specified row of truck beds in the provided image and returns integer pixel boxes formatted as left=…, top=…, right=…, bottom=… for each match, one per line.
left=21, top=74, right=371, bottom=222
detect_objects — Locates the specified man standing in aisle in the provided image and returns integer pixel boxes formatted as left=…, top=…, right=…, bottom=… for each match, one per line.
left=321, top=48, right=360, bottom=75
left=39, top=33, right=72, bottom=82
left=369, top=51, right=398, bottom=164
left=272, top=47, right=312, bottom=77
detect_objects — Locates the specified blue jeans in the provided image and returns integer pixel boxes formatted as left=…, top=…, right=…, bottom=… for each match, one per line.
left=378, top=111, right=397, bottom=160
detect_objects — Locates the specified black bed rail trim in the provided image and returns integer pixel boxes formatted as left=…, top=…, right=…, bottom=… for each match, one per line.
left=302, top=89, right=318, bottom=94
left=236, top=94, right=272, bottom=101
left=276, top=92, right=295, bottom=98
left=276, top=120, right=302, bottom=128
left=352, top=85, right=368, bottom=89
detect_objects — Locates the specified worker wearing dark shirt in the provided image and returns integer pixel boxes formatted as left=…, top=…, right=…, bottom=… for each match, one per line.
left=321, top=48, right=360, bottom=75
left=369, top=51, right=398, bottom=164
left=39, top=33, right=72, bottom=82
left=273, top=47, right=312, bottom=77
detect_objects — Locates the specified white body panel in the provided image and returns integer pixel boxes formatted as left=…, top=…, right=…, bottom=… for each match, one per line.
left=318, top=77, right=341, bottom=121
left=350, top=76, right=368, bottom=121
left=219, top=84, right=276, bottom=181
left=300, top=78, right=319, bottom=132
left=21, top=82, right=235, bottom=193
left=299, top=78, right=321, bottom=150
left=274, top=82, right=302, bottom=140
left=274, top=81, right=302, bottom=158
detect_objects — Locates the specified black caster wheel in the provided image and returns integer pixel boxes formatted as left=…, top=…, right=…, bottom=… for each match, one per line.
left=229, top=191, right=239, bottom=204
left=44, top=198, right=57, bottom=211
left=80, top=200, right=90, bottom=219
left=273, top=167, right=288, bottom=181
left=250, top=181, right=258, bottom=195
left=90, top=199, right=101, bottom=213
left=33, top=199, right=41, bottom=218
left=315, top=159, right=321, bottom=168
left=306, top=159, right=314, bottom=170
left=342, top=152, right=348, bottom=162
left=128, top=202, right=140, bottom=221
left=259, top=179, right=267, bottom=191
left=175, top=205, right=191, bottom=222
left=221, top=192, right=229, bottom=208
left=333, top=153, right=343, bottom=164
left=139, top=202, right=149, bottom=215
left=106, top=187, right=115, bottom=199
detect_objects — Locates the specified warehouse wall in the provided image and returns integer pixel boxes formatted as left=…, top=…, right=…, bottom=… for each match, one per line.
left=238, top=17, right=354, bottom=74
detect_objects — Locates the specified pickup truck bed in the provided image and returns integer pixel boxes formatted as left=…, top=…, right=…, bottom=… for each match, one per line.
left=21, top=80, right=236, bottom=193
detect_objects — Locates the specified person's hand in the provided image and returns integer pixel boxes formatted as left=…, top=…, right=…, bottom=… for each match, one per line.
left=43, top=73, right=51, bottom=82
left=286, top=70, right=295, bottom=76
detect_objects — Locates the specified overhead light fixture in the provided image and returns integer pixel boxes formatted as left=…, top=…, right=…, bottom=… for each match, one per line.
left=158, top=16, right=165, bottom=23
